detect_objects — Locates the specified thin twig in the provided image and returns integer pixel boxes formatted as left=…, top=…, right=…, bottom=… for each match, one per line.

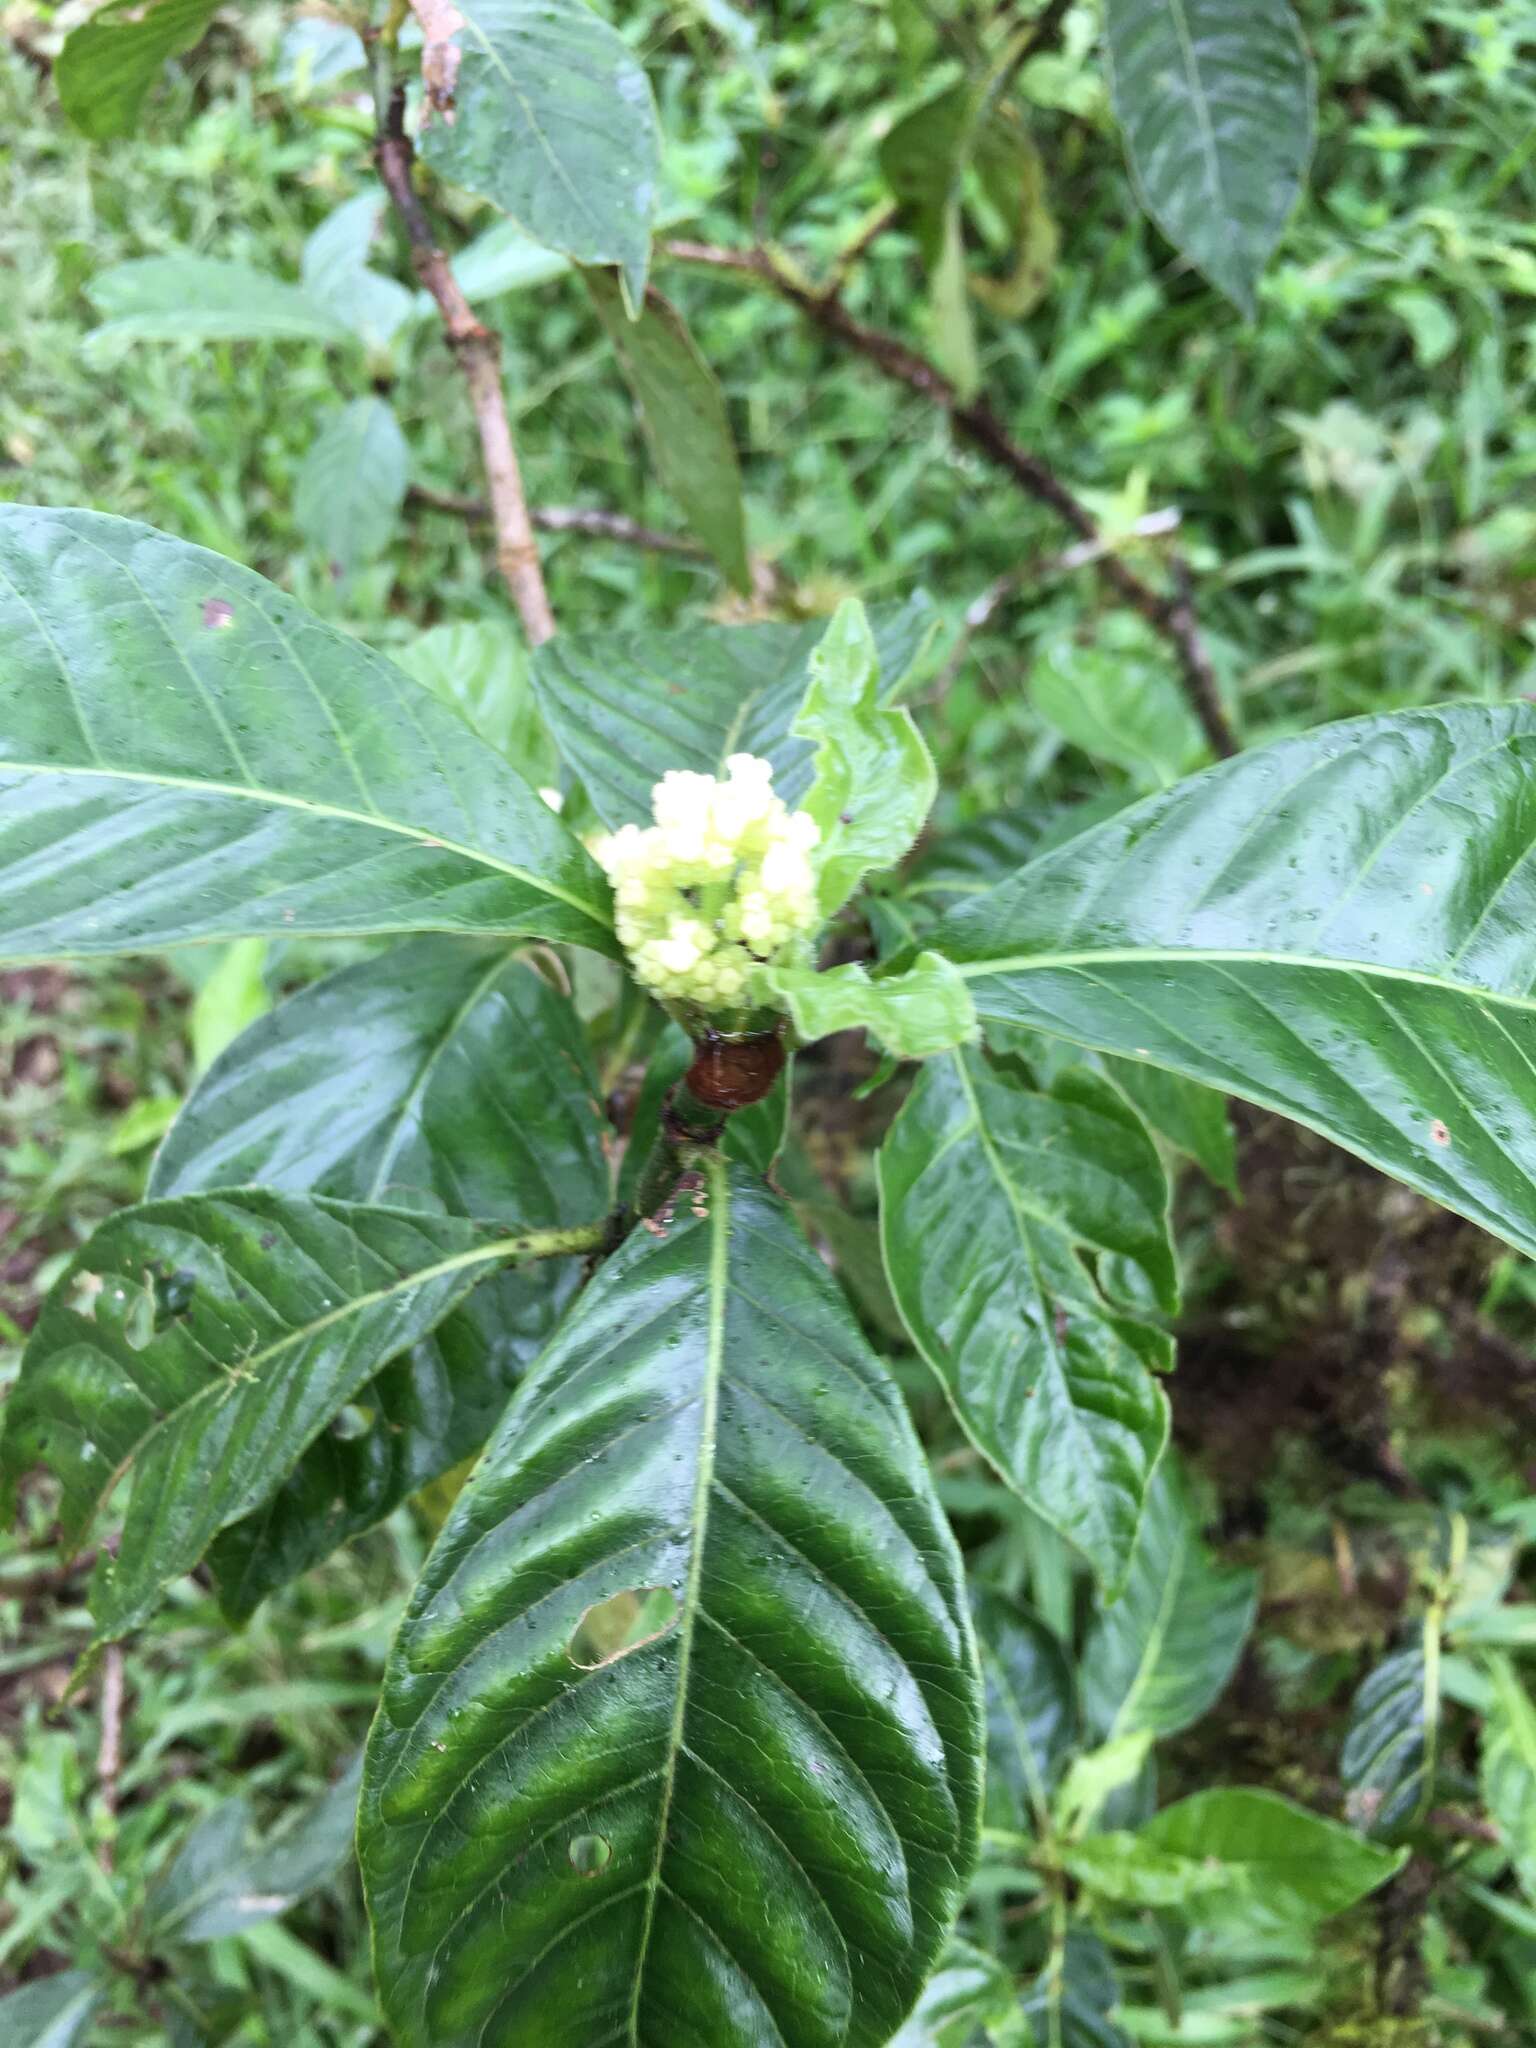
left=97, top=1644, right=124, bottom=1870
left=373, top=65, right=555, bottom=644
left=407, top=484, right=709, bottom=558
left=661, top=239, right=1238, bottom=756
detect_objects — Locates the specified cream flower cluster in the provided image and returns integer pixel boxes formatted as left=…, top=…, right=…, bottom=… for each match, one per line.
left=593, top=754, right=820, bottom=1011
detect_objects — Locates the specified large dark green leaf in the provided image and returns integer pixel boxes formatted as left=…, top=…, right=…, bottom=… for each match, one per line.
left=529, top=598, right=937, bottom=830
left=0, top=508, right=613, bottom=960
left=1080, top=1457, right=1257, bottom=1740
left=878, top=1049, right=1174, bottom=1586
left=360, top=1162, right=981, bottom=2048
left=585, top=273, right=749, bottom=593
left=1104, top=0, right=1315, bottom=316
left=930, top=706, right=1536, bottom=1262
left=0, top=1192, right=536, bottom=1639
left=971, top=1587, right=1076, bottom=1834
left=150, top=940, right=610, bottom=1617
left=416, top=0, right=660, bottom=307
left=55, top=0, right=218, bottom=139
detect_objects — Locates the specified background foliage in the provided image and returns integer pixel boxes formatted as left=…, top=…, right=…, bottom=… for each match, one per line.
left=2, top=0, right=1536, bottom=2043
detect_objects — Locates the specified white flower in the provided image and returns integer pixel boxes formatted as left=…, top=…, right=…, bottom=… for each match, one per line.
left=593, top=753, right=822, bottom=1014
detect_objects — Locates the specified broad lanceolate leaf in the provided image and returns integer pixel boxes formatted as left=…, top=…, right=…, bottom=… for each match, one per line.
left=930, top=706, right=1536, bottom=1263
left=1080, top=1456, right=1257, bottom=1740
left=971, top=1587, right=1077, bottom=1833
left=763, top=952, right=976, bottom=1059
left=585, top=272, right=750, bottom=594
left=294, top=399, right=410, bottom=575
left=1341, top=1641, right=1439, bottom=1836
left=0, top=1972, right=105, bottom=2048
left=0, top=508, right=613, bottom=959
left=1061, top=1789, right=1405, bottom=1923
left=85, top=257, right=353, bottom=350
left=529, top=597, right=937, bottom=830
left=148, top=1754, right=364, bottom=1943
left=416, top=0, right=660, bottom=308
left=879, top=1050, right=1174, bottom=1585
left=360, top=1162, right=981, bottom=2048
left=1482, top=1654, right=1536, bottom=1903
left=0, top=1192, right=538, bottom=1640
left=55, top=0, right=217, bottom=139
left=795, top=600, right=937, bottom=916
left=1103, top=0, right=1315, bottom=316
left=150, top=940, right=609, bottom=1617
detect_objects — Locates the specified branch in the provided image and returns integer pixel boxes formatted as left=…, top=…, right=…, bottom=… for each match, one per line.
left=373, top=67, right=555, bottom=645
left=407, top=484, right=709, bottom=559
left=661, top=240, right=1238, bottom=757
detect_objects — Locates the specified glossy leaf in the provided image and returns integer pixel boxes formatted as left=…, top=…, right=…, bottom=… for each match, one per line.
left=150, top=940, right=608, bottom=1616
left=0, top=507, right=613, bottom=959
left=763, top=952, right=976, bottom=1059
left=1081, top=1456, right=1257, bottom=1740
left=360, top=1161, right=981, bottom=2048
left=55, top=0, right=217, bottom=139
left=0, top=1971, right=105, bottom=2048
left=529, top=597, right=937, bottom=830
left=971, top=1586, right=1077, bottom=1832
left=1062, top=1788, right=1405, bottom=1922
left=416, top=0, right=660, bottom=308
left=294, top=399, right=410, bottom=575
left=585, top=272, right=749, bottom=593
left=929, top=705, right=1536, bottom=1263
left=1341, top=1642, right=1439, bottom=1835
left=1101, top=1058, right=1236, bottom=1192
left=148, top=1754, right=364, bottom=1942
left=85, top=257, right=351, bottom=349
left=394, top=621, right=558, bottom=784
left=0, top=1191, right=533, bottom=1639
left=795, top=599, right=936, bottom=916
left=1482, top=1654, right=1536, bottom=1903
left=879, top=1049, right=1174, bottom=1585
left=1104, top=0, right=1315, bottom=315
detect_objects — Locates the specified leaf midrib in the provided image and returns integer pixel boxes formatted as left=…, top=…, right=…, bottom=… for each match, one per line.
left=952, top=944, right=1536, bottom=1014
left=626, top=1155, right=727, bottom=2042
left=0, top=757, right=605, bottom=925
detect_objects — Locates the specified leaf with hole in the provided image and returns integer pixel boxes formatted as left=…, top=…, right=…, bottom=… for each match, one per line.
left=0, top=1191, right=542, bottom=1640
left=1104, top=0, right=1315, bottom=315
left=879, top=1049, right=1174, bottom=1585
left=0, top=508, right=613, bottom=960
left=150, top=940, right=609, bottom=1618
left=359, top=1162, right=981, bottom=2048
left=416, top=0, right=660, bottom=307
left=585, top=272, right=750, bottom=593
left=929, top=705, right=1536, bottom=1264
left=1080, top=1455, right=1257, bottom=1740
left=529, top=597, right=937, bottom=831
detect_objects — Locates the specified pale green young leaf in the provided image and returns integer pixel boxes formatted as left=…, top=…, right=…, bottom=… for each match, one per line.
left=1062, top=1788, right=1405, bottom=1922
left=294, top=398, right=410, bottom=575
left=794, top=598, right=937, bottom=916
left=85, top=256, right=352, bottom=351
left=1482, top=1654, right=1536, bottom=1902
left=395, top=621, right=558, bottom=785
left=762, top=951, right=976, bottom=1058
